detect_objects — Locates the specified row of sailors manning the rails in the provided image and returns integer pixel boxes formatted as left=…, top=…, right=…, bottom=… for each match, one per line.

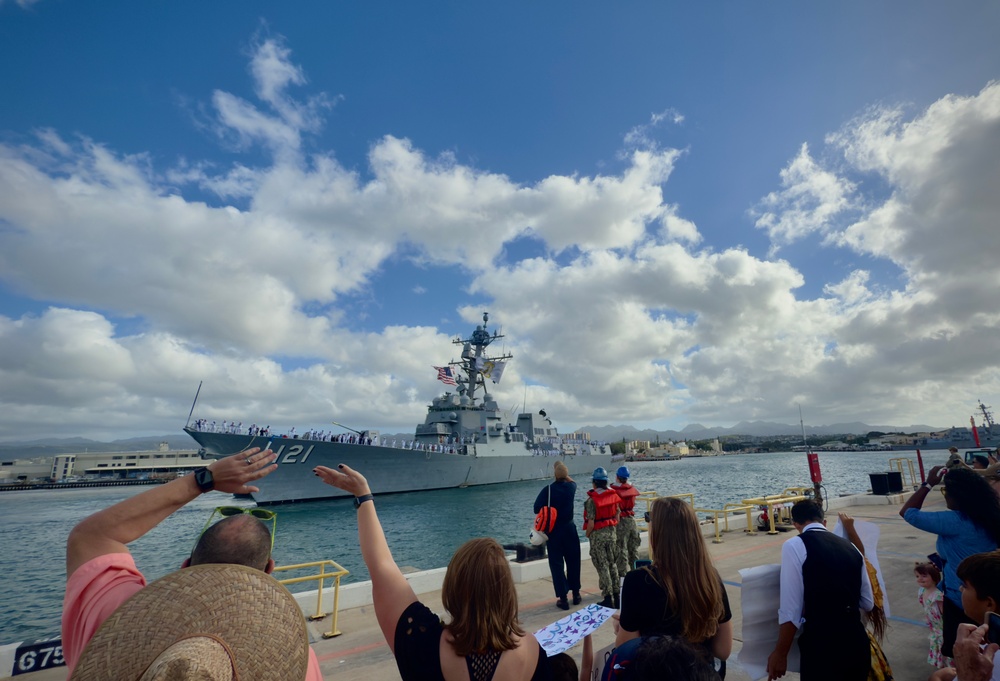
left=190, top=419, right=609, bottom=450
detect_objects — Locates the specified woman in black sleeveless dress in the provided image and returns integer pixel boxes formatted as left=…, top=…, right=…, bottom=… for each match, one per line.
left=315, top=463, right=551, bottom=681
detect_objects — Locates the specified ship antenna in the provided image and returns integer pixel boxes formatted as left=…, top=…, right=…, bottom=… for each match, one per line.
left=185, top=381, right=203, bottom=428
left=798, top=404, right=808, bottom=449
left=799, top=403, right=824, bottom=508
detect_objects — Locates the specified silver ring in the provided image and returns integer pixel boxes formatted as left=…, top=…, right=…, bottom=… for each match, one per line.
left=245, top=457, right=253, bottom=465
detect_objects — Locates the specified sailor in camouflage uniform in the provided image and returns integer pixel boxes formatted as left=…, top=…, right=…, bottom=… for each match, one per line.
left=610, top=465, right=641, bottom=575
left=584, top=467, right=622, bottom=609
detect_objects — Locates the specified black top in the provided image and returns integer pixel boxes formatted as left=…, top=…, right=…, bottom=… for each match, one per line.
left=618, top=566, right=732, bottom=658
left=393, top=601, right=551, bottom=681
left=533, top=480, right=578, bottom=529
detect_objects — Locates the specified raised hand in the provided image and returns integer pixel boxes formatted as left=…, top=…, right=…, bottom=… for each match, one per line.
left=927, top=465, right=947, bottom=486
left=837, top=512, right=855, bottom=532
left=314, top=463, right=372, bottom=497
left=208, top=448, right=277, bottom=494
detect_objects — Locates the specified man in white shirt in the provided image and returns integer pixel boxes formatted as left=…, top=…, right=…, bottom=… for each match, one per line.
left=767, top=500, right=874, bottom=681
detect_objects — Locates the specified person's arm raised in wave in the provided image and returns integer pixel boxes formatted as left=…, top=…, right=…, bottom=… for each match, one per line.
left=314, top=464, right=417, bottom=651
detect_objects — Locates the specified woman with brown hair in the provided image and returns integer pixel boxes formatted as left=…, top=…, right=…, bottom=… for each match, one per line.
left=615, top=497, right=733, bottom=670
left=314, top=463, right=549, bottom=681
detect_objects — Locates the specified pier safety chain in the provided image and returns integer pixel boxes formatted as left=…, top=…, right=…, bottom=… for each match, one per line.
left=274, top=559, right=350, bottom=638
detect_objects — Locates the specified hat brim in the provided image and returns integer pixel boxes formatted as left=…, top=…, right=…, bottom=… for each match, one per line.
left=71, top=563, right=309, bottom=681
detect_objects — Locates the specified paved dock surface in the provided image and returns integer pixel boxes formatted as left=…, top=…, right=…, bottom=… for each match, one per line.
left=7, top=491, right=942, bottom=681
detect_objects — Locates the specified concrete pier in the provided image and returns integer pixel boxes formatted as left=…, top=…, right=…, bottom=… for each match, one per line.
left=5, top=489, right=942, bottom=681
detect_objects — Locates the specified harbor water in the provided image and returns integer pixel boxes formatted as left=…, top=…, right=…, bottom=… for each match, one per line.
left=1, top=449, right=948, bottom=646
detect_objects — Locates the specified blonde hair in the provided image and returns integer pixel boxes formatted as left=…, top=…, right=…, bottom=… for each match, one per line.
left=442, top=538, right=524, bottom=655
left=554, top=461, right=570, bottom=481
left=646, top=498, right=724, bottom=643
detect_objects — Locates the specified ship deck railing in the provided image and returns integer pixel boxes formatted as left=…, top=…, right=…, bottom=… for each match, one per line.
left=274, top=559, right=350, bottom=638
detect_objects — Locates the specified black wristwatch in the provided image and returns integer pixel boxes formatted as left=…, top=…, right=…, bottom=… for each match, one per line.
left=194, top=467, right=214, bottom=493
left=353, top=494, right=374, bottom=509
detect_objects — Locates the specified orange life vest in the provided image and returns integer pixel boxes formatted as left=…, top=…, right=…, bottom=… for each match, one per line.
left=611, top=483, right=640, bottom=517
left=586, top=488, right=620, bottom=530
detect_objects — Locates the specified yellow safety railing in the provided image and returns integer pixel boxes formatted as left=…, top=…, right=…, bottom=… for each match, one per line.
left=741, top=494, right=808, bottom=535
left=723, top=502, right=757, bottom=535
left=275, top=559, right=350, bottom=638
left=693, top=504, right=756, bottom=543
left=635, top=491, right=658, bottom=530
left=635, top=491, right=694, bottom=528
left=888, top=458, right=918, bottom=489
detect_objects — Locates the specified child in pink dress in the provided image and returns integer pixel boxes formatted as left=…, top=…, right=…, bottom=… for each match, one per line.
left=915, top=561, right=949, bottom=668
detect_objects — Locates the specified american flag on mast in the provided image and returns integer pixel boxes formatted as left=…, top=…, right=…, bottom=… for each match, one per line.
left=434, top=366, right=458, bottom=386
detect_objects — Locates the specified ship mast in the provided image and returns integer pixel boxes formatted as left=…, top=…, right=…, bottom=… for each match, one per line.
left=451, top=312, right=512, bottom=405
left=979, top=400, right=996, bottom=433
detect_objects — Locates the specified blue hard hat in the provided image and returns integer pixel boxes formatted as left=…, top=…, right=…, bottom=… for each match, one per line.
left=616, top=466, right=630, bottom=479
left=592, top=467, right=609, bottom=481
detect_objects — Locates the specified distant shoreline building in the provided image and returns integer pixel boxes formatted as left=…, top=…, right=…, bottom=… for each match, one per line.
left=0, top=442, right=203, bottom=483
left=627, top=440, right=691, bottom=459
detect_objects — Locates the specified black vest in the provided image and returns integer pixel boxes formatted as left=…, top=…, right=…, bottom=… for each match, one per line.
left=799, top=529, right=863, bottom=630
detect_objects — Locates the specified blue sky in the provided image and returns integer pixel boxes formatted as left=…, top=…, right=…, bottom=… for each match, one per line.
left=1, top=1, right=999, bottom=441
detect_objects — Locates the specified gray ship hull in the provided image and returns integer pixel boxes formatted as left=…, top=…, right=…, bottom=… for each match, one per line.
left=889, top=436, right=1000, bottom=452
left=186, top=428, right=616, bottom=504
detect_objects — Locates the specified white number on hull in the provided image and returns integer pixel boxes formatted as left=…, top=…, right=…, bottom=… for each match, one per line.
left=276, top=444, right=314, bottom=464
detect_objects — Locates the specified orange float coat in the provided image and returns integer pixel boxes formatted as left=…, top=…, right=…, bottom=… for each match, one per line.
left=585, top=489, right=621, bottom=530
left=611, top=482, right=640, bottom=517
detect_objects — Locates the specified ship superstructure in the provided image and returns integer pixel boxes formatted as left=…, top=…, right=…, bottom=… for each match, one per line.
left=185, top=313, right=616, bottom=503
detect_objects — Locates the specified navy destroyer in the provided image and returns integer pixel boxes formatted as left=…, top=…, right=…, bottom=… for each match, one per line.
left=185, top=313, right=617, bottom=504
left=889, top=401, right=1000, bottom=451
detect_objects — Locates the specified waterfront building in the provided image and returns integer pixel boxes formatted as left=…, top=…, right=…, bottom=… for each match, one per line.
left=0, top=457, right=52, bottom=482
left=0, top=443, right=202, bottom=482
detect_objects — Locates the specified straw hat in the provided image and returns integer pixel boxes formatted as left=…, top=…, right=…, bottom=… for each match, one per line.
left=72, top=564, right=309, bottom=681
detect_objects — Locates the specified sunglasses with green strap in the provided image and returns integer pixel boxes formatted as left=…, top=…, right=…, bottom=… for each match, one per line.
left=195, top=506, right=278, bottom=552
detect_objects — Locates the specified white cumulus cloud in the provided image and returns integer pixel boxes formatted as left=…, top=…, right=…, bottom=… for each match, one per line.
left=0, top=37, right=998, bottom=441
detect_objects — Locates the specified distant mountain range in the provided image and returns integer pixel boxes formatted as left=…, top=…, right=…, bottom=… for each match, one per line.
left=575, top=420, right=942, bottom=442
left=0, top=419, right=947, bottom=461
left=0, top=435, right=196, bottom=460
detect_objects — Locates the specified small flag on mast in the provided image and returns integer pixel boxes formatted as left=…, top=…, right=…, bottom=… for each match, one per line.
left=489, top=360, right=506, bottom=384
left=434, top=366, right=458, bottom=386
